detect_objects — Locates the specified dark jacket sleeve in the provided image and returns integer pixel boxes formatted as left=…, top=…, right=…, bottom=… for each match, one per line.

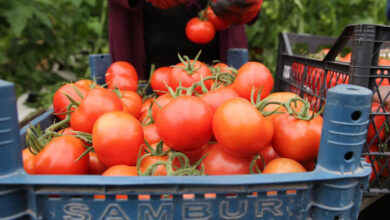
left=109, top=0, right=142, bottom=10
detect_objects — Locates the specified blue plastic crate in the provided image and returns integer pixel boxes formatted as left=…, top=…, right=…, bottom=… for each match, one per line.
left=0, top=49, right=372, bottom=219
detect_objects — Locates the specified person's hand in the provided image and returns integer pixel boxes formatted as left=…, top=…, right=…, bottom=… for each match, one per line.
left=146, top=0, right=188, bottom=10
left=211, top=0, right=263, bottom=24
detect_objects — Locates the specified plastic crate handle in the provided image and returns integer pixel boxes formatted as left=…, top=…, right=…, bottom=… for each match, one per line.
left=0, top=80, right=23, bottom=174
left=317, top=84, right=372, bottom=173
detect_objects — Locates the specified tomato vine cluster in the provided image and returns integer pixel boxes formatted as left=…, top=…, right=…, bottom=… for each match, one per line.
left=23, top=52, right=325, bottom=177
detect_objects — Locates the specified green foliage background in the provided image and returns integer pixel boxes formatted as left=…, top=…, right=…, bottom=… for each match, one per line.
left=0, top=0, right=389, bottom=111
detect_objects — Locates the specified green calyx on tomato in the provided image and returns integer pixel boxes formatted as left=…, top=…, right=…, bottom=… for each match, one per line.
left=137, top=141, right=206, bottom=176
left=173, top=50, right=203, bottom=76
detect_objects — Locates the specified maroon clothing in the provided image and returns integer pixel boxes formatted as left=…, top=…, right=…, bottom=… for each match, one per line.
left=108, top=0, right=248, bottom=79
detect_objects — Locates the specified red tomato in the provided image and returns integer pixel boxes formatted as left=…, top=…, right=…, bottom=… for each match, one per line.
left=202, top=144, right=252, bottom=175
left=143, top=124, right=161, bottom=145
left=58, top=127, right=91, bottom=147
left=22, top=148, right=36, bottom=174
left=200, top=87, right=239, bottom=113
left=256, top=145, right=280, bottom=171
left=367, top=102, right=386, bottom=144
left=53, top=84, right=88, bottom=120
left=102, top=165, right=137, bottom=176
left=213, top=98, right=273, bottom=157
left=140, top=155, right=169, bottom=176
left=152, top=94, right=173, bottom=121
left=120, top=90, right=143, bottom=118
left=263, top=158, right=307, bottom=174
left=170, top=60, right=213, bottom=93
left=93, top=111, right=144, bottom=167
left=272, top=113, right=323, bottom=162
left=262, top=92, right=304, bottom=114
left=206, top=6, right=231, bottom=31
left=105, top=61, right=138, bottom=91
left=182, top=144, right=208, bottom=165
left=70, top=88, right=123, bottom=133
left=34, top=136, right=89, bottom=174
left=141, top=98, right=154, bottom=116
left=151, top=67, right=171, bottom=95
left=232, top=62, right=274, bottom=101
left=301, top=161, right=316, bottom=172
left=75, top=79, right=100, bottom=90
left=88, top=151, right=107, bottom=175
left=185, top=17, right=216, bottom=44
left=139, top=111, right=152, bottom=125
left=156, top=96, right=213, bottom=152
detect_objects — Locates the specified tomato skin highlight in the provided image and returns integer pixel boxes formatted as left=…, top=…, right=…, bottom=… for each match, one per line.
left=34, top=136, right=89, bottom=175
left=185, top=17, right=216, bottom=44
left=93, top=111, right=144, bottom=167
left=202, top=144, right=252, bottom=175
left=53, top=84, right=88, bottom=120
left=156, top=96, right=213, bottom=152
left=272, top=113, right=323, bottom=163
left=213, top=98, right=273, bottom=157
left=263, top=158, right=307, bottom=174
left=70, top=88, right=123, bottom=133
left=102, top=165, right=137, bottom=176
left=232, top=62, right=274, bottom=101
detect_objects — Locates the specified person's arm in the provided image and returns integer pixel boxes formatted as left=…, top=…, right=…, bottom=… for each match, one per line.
left=109, top=0, right=142, bottom=10
left=211, top=0, right=263, bottom=24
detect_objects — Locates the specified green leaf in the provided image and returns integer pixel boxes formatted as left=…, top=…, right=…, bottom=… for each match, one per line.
left=3, top=4, right=35, bottom=37
left=87, top=18, right=102, bottom=35
left=85, top=0, right=96, bottom=6
left=34, top=10, right=52, bottom=28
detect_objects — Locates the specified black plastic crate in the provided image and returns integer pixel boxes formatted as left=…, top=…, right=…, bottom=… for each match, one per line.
left=275, top=24, right=390, bottom=195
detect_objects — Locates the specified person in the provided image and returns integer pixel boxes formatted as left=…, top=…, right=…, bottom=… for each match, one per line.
left=108, top=0, right=262, bottom=79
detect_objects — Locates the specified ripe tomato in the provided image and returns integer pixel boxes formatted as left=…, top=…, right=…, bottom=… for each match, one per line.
left=367, top=102, right=386, bottom=144
left=263, top=158, right=306, bottom=174
left=272, top=113, right=323, bottom=163
left=256, top=145, right=280, bottom=171
left=200, top=87, right=239, bottom=113
left=232, top=62, right=274, bottom=101
left=139, top=111, right=152, bottom=125
left=102, top=165, right=137, bottom=176
left=182, top=144, right=208, bottom=165
left=262, top=92, right=304, bottom=114
left=170, top=60, right=213, bottom=93
left=151, top=67, right=171, bottom=95
left=206, top=7, right=231, bottom=31
left=141, top=98, right=153, bottom=115
left=301, top=161, right=316, bottom=172
left=93, top=111, right=144, bottom=167
left=22, top=148, right=36, bottom=174
left=151, top=93, right=173, bottom=121
left=120, top=90, right=143, bottom=118
left=202, top=144, right=252, bottom=175
left=70, top=88, right=123, bottom=133
left=185, top=17, right=216, bottom=44
left=213, top=98, right=273, bottom=157
left=140, top=155, right=169, bottom=176
left=143, top=124, right=161, bottom=145
left=105, top=61, right=138, bottom=91
left=75, top=79, right=100, bottom=90
left=34, top=136, right=89, bottom=175
left=88, top=151, right=107, bottom=175
left=156, top=96, right=213, bottom=152
left=53, top=84, right=88, bottom=120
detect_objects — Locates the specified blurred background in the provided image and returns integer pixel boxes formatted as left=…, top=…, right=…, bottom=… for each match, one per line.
left=0, top=0, right=389, bottom=122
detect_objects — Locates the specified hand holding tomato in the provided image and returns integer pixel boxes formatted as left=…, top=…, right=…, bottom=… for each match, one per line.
left=211, top=0, right=263, bottom=24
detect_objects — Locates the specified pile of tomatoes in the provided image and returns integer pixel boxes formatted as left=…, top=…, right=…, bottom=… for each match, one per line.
left=22, top=52, right=323, bottom=177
